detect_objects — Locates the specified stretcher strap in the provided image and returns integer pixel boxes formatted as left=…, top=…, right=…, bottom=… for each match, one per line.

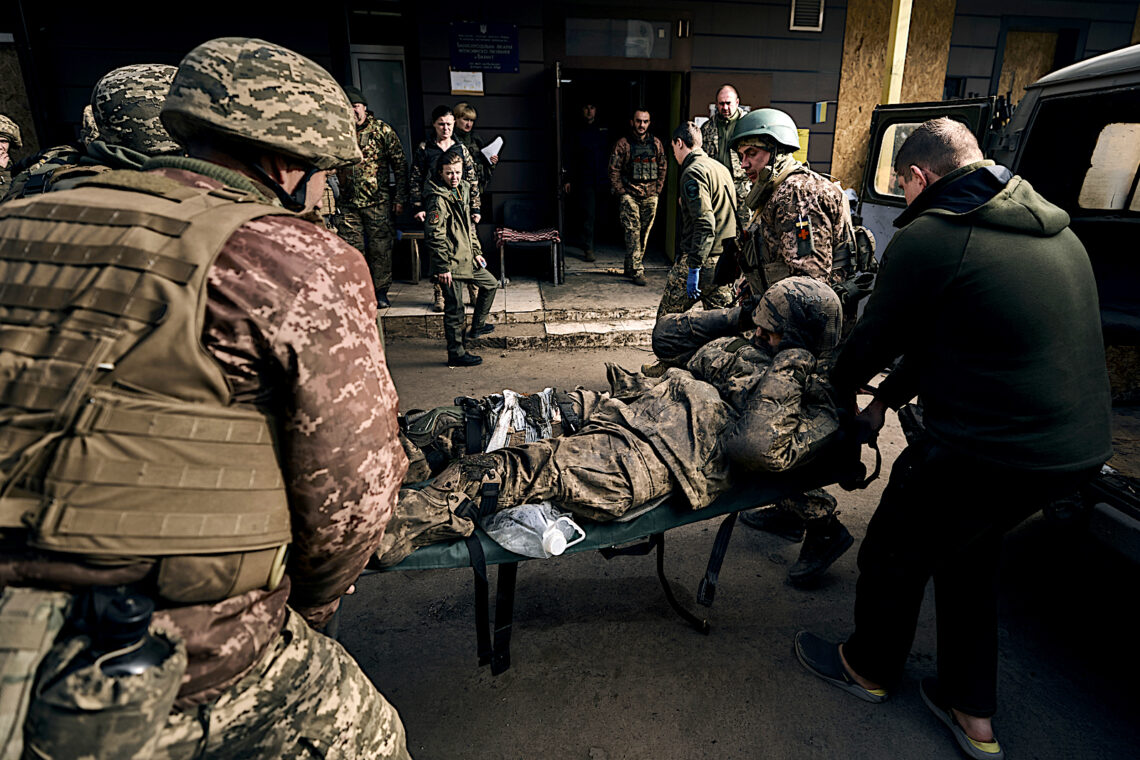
left=697, top=513, right=738, bottom=607
left=455, top=480, right=505, bottom=669
left=456, top=396, right=483, bottom=455
left=601, top=534, right=710, bottom=635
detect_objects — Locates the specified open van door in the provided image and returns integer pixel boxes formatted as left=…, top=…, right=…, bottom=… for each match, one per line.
left=856, top=98, right=995, bottom=254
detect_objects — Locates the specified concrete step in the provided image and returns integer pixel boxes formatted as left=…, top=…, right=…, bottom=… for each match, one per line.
left=468, top=317, right=655, bottom=350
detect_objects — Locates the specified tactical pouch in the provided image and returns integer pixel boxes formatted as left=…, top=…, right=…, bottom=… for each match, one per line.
left=23, top=627, right=186, bottom=760
left=0, top=587, right=72, bottom=760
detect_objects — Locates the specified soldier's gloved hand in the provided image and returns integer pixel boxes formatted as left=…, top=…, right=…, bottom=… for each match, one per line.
left=686, top=267, right=701, bottom=299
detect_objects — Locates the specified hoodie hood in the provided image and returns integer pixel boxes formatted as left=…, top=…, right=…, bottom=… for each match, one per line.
left=425, top=175, right=470, bottom=204
left=896, top=161, right=1069, bottom=237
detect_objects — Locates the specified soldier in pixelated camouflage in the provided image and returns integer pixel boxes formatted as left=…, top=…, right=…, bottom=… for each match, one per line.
left=0, top=38, right=410, bottom=759
left=3, top=63, right=183, bottom=200
left=726, top=108, right=857, bottom=585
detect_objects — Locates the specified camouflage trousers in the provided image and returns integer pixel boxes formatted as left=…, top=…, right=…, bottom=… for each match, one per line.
left=339, top=202, right=396, bottom=293
left=617, top=194, right=658, bottom=276
left=153, top=610, right=411, bottom=760
left=775, top=487, right=837, bottom=521
left=656, top=254, right=735, bottom=321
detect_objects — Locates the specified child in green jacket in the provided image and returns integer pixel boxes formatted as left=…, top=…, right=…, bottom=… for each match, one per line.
left=425, top=148, right=498, bottom=366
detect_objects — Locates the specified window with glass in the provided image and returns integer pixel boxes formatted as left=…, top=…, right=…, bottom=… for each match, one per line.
left=565, top=18, right=672, bottom=60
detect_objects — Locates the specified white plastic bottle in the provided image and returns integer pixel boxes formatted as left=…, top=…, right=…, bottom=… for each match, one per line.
left=482, top=502, right=586, bottom=559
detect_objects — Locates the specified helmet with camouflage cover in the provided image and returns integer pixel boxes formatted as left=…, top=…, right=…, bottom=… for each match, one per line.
left=91, top=64, right=180, bottom=155
left=161, top=37, right=362, bottom=170
left=730, top=108, right=800, bottom=154
left=752, top=276, right=841, bottom=357
left=0, top=114, right=21, bottom=148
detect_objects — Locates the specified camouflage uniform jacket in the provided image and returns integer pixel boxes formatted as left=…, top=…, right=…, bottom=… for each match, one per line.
left=678, top=148, right=738, bottom=268
left=455, top=129, right=494, bottom=192
left=687, top=338, right=838, bottom=473
left=609, top=132, right=667, bottom=198
left=338, top=114, right=408, bottom=209
left=410, top=140, right=480, bottom=215
left=1, top=143, right=83, bottom=201
left=424, top=177, right=482, bottom=278
left=0, top=162, right=407, bottom=706
left=700, top=111, right=751, bottom=199
left=750, top=162, right=852, bottom=285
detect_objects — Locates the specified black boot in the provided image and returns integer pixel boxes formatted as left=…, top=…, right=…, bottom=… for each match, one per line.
left=375, top=288, right=391, bottom=308
left=739, top=505, right=806, bottom=542
left=788, top=516, right=853, bottom=586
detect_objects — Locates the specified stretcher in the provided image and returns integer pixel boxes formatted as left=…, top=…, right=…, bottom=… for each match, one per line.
left=363, top=436, right=877, bottom=675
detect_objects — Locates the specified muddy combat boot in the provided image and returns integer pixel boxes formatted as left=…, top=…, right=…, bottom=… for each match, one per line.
left=739, top=505, right=806, bottom=542
left=788, top=516, right=853, bottom=586
left=432, top=283, right=445, bottom=312
left=640, top=360, right=668, bottom=378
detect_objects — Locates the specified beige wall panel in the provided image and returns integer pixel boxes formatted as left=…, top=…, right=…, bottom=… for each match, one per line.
left=832, top=0, right=893, bottom=188
left=833, top=0, right=957, bottom=188
left=900, top=0, right=956, bottom=103
left=997, top=31, right=1057, bottom=105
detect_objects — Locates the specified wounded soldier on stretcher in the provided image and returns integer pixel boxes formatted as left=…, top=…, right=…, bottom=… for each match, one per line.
left=378, top=276, right=843, bottom=567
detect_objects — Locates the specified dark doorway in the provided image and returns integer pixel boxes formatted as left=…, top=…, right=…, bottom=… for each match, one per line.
left=560, top=68, right=676, bottom=263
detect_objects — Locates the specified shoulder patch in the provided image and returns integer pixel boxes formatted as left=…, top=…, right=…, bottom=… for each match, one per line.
left=684, top=179, right=700, bottom=200
left=428, top=209, right=441, bottom=224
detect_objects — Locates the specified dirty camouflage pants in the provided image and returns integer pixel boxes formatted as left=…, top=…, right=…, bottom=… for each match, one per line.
left=775, top=487, right=837, bottom=521
left=618, top=194, right=658, bottom=276
left=153, top=610, right=411, bottom=760
left=339, top=202, right=395, bottom=293
left=656, top=254, right=735, bottom=320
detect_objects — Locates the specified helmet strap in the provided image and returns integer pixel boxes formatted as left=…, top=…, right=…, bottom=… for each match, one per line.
left=248, top=162, right=320, bottom=212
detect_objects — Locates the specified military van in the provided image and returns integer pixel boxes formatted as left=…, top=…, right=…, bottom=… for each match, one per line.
left=856, top=43, right=1140, bottom=563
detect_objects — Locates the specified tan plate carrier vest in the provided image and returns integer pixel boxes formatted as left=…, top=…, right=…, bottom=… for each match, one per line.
left=0, top=170, right=294, bottom=604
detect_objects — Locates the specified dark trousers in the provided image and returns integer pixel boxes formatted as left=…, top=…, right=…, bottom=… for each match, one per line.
left=572, top=184, right=601, bottom=253
left=442, top=266, right=498, bottom=359
left=843, top=440, right=1095, bottom=717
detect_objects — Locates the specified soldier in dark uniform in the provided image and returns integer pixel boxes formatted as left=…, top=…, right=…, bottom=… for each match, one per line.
left=454, top=101, right=498, bottom=195
left=336, top=86, right=409, bottom=309
left=0, top=38, right=410, bottom=758
left=563, top=102, right=609, bottom=262
left=609, top=108, right=667, bottom=286
left=728, top=108, right=857, bottom=586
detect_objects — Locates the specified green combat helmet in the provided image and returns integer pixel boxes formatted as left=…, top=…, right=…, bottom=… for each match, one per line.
left=0, top=114, right=21, bottom=149
left=91, top=63, right=180, bottom=155
left=161, top=37, right=362, bottom=171
left=729, top=108, right=801, bottom=154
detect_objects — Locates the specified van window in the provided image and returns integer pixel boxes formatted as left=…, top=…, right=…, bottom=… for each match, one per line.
left=1016, top=85, right=1140, bottom=216
left=872, top=123, right=920, bottom=197
left=1077, top=123, right=1140, bottom=211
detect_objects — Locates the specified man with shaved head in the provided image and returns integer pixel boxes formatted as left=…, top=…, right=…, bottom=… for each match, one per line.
left=700, top=84, right=751, bottom=231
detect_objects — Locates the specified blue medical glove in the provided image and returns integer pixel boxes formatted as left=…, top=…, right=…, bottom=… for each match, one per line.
left=686, top=267, right=702, bottom=299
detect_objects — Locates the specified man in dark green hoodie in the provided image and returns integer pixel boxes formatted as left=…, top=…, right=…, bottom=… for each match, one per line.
left=795, top=118, right=1112, bottom=760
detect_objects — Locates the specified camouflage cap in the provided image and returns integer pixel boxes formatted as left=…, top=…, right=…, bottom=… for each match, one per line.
left=79, top=105, right=100, bottom=146
left=753, top=276, right=841, bottom=357
left=0, top=114, right=21, bottom=147
left=161, top=38, right=362, bottom=170
left=91, top=64, right=180, bottom=155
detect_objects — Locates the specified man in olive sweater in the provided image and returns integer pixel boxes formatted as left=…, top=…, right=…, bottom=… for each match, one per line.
left=795, top=119, right=1112, bottom=760
left=425, top=148, right=498, bottom=367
